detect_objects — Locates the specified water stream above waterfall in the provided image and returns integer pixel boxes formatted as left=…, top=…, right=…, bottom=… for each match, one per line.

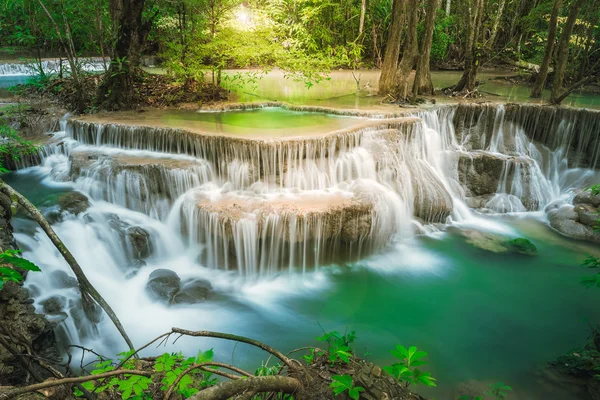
left=8, top=103, right=600, bottom=399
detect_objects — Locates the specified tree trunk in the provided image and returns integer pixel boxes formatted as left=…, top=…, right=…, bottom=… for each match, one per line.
left=359, top=0, right=367, bottom=34
left=454, top=0, right=484, bottom=93
left=413, top=0, right=440, bottom=96
left=531, top=0, right=562, bottom=98
left=488, top=0, right=506, bottom=48
left=550, top=0, right=586, bottom=102
left=390, top=0, right=419, bottom=100
left=378, top=0, right=407, bottom=95
left=445, top=0, right=451, bottom=14
left=95, top=0, right=153, bottom=110
left=577, top=0, right=600, bottom=80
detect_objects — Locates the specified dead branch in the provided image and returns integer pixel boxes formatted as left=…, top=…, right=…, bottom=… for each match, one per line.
left=187, top=376, right=302, bottom=400
left=163, top=362, right=253, bottom=400
left=0, top=370, right=151, bottom=399
left=0, top=181, right=135, bottom=352
left=171, top=328, right=295, bottom=369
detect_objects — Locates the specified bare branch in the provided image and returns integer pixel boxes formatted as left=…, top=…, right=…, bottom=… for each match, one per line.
left=187, top=376, right=302, bottom=400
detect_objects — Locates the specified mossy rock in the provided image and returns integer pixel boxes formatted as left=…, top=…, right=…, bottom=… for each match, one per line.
left=503, top=238, right=537, bottom=256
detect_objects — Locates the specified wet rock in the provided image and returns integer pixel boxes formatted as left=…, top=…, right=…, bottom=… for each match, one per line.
left=45, top=312, right=69, bottom=325
left=173, top=279, right=212, bottom=304
left=41, top=295, right=67, bottom=314
left=57, top=191, right=90, bottom=215
left=547, top=204, right=600, bottom=244
left=49, top=270, right=79, bottom=289
left=458, top=152, right=506, bottom=197
left=574, top=204, right=599, bottom=228
left=574, top=189, right=600, bottom=207
left=459, top=229, right=537, bottom=255
left=146, top=269, right=181, bottom=303
left=126, top=226, right=152, bottom=259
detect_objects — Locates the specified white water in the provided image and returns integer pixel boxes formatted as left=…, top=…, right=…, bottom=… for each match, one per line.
left=0, top=57, right=107, bottom=76
left=11, top=103, right=600, bottom=359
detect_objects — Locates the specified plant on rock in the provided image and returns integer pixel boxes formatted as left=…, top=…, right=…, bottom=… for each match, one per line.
left=0, top=249, right=41, bottom=290
left=581, top=255, right=600, bottom=288
left=383, top=345, right=436, bottom=387
left=317, top=330, right=357, bottom=365
left=330, top=374, right=365, bottom=400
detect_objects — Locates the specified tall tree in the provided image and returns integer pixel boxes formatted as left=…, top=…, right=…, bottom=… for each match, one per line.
left=413, top=0, right=440, bottom=96
left=530, top=0, right=563, bottom=98
left=550, top=0, right=585, bottom=103
left=454, top=0, right=484, bottom=93
left=488, top=0, right=506, bottom=48
left=378, top=0, right=407, bottom=95
left=95, top=0, right=156, bottom=110
left=391, top=0, right=418, bottom=100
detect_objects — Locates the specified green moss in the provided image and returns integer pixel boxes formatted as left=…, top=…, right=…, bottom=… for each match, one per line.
left=504, top=238, right=537, bottom=256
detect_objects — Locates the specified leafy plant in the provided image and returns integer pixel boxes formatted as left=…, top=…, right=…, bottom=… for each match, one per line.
left=329, top=374, right=364, bottom=400
left=384, top=345, right=436, bottom=387
left=317, top=330, right=357, bottom=365
left=581, top=255, right=600, bottom=288
left=587, top=184, right=600, bottom=196
left=485, top=382, right=512, bottom=400
left=0, top=249, right=41, bottom=290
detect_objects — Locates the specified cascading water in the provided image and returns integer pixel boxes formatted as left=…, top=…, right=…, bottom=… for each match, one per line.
left=0, top=57, right=107, bottom=76
left=10, top=103, right=600, bottom=365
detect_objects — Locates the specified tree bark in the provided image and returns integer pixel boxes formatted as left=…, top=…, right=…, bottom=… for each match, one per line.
left=550, top=0, right=586, bottom=102
left=378, top=0, right=407, bottom=94
left=531, top=0, right=562, bottom=98
left=488, top=0, right=506, bottom=48
left=188, top=376, right=302, bottom=400
left=0, top=182, right=135, bottom=352
left=390, top=0, right=419, bottom=100
left=454, top=0, right=484, bottom=93
left=359, top=0, right=367, bottom=34
left=445, top=0, right=451, bottom=14
left=95, top=0, right=154, bottom=110
left=577, top=0, right=600, bottom=80
left=413, top=0, right=440, bottom=96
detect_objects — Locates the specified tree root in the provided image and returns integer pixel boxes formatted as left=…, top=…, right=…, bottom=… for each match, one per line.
left=188, top=376, right=302, bottom=400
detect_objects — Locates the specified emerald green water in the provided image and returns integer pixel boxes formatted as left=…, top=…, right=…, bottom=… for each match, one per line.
left=10, top=167, right=600, bottom=400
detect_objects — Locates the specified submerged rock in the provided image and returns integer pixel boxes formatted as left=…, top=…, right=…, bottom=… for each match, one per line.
left=126, top=226, right=152, bottom=259
left=459, top=229, right=537, bottom=256
left=41, top=295, right=67, bottom=314
left=57, top=191, right=90, bottom=215
left=49, top=270, right=79, bottom=289
left=145, top=269, right=181, bottom=303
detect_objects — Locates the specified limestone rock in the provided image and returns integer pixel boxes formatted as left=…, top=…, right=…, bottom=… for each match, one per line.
left=41, top=295, right=67, bottom=314
left=574, top=189, right=600, bottom=207
left=126, top=226, right=152, bottom=259
left=574, top=203, right=599, bottom=228
left=547, top=203, right=600, bottom=244
left=459, top=229, right=537, bottom=255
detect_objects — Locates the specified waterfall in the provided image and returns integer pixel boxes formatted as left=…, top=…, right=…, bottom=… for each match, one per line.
left=16, top=104, right=600, bottom=277
left=0, top=57, right=107, bottom=76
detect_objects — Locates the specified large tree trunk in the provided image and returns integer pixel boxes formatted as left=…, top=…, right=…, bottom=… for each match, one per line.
left=550, top=0, right=586, bottom=103
left=390, top=0, right=419, bottom=100
left=577, top=0, right=600, bottom=81
left=413, top=0, right=440, bottom=96
left=454, top=0, right=484, bottom=93
left=95, top=0, right=153, bottom=110
left=359, top=0, right=367, bottom=34
left=531, top=0, right=562, bottom=98
left=488, top=0, right=506, bottom=48
left=445, top=0, right=451, bottom=14
left=378, top=0, right=407, bottom=95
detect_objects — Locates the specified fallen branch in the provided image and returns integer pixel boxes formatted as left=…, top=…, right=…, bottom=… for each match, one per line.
left=0, top=369, right=151, bottom=399
left=163, top=362, right=253, bottom=399
left=171, top=328, right=296, bottom=369
left=0, top=181, right=135, bottom=352
left=188, top=376, right=302, bottom=400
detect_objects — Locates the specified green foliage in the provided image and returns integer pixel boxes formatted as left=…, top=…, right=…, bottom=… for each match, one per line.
left=431, top=12, right=455, bottom=63
left=0, top=249, right=41, bottom=290
left=329, top=374, right=364, bottom=400
left=255, top=360, right=282, bottom=376
left=384, top=345, right=436, bottom=388
left=581, top=255, right=600, bottom=288
left=588, top=184, right=600, bottom=196
left=317, top=330, right=356, bottom=365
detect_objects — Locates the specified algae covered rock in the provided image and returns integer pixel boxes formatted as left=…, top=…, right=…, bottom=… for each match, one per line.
left=57, top=191, right=90, bottom=215
left=459, top=228, right=537, bottom=255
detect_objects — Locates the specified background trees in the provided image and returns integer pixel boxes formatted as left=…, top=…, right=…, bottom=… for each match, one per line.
left=0, top=0, right=599, bottom=107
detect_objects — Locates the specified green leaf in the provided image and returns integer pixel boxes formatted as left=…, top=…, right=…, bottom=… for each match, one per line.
left=0, top=253, right=41, bottom=272
left=348, top=386, right=364, bottom=400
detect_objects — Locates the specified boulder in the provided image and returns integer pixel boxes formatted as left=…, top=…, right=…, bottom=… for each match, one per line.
left=49, top=270, right=79, bottom=289
left=41, top=295, right=67, bottom=314
left=574, top=203, right=599, bottom=228
left=504, top=238, right=537, bottom=256
left=573, top=189, right=600, bottom=207
left=57, top=191, right=90, bottom=215
left=546, top=204, right=600, bottom=244
left=126, top=227, right=152, bottom=259
left=145, top=269, right=181, bottom=303
left=173, top=279, right=212, bottom=304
